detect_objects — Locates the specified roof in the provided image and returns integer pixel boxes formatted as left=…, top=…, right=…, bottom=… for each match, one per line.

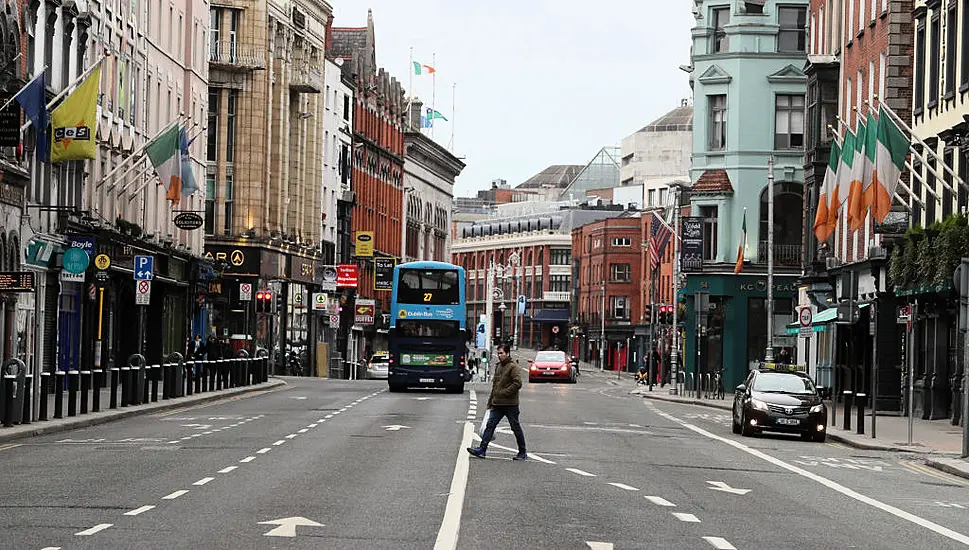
left=517, top=164, right=583, bottom=189
left=692, top=169, right=733, bottom=194
left=329, top=28, right=367, bottom=60
left=639, top=105, right=694, bottom=133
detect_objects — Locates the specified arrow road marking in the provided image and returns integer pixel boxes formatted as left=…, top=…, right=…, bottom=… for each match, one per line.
left=383, top=425, right=411, bottom=431
left=703, top=536, right=738, bottom=549
left=259, top=517, right=324, bottom=538
left=707, top=481, right=751, bottom=495
left=586, top=543, right=614, bottom=550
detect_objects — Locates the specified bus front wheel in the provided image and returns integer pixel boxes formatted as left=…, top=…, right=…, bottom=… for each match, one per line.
left=446, top=384, right=464, bottom=394
left=389, top=383, right=404, bottom=393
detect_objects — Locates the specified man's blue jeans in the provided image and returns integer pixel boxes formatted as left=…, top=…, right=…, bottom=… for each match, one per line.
left=480, top=405, right=527, bottom=454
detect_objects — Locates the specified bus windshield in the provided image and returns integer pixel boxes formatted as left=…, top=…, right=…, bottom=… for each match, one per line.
left=397, top=268, right=460, bottom=305
left=396, top=320, right=461, bottom=339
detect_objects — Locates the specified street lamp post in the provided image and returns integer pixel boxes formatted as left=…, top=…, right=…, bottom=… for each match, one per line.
left=765, top=155, right=776, bottom=362
left=600, top=281, right=606, bottom=372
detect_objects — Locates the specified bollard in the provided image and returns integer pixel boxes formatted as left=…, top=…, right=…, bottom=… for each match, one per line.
left=1, top=375, right=13, bottom=426
left=120, top=367, right=131, bottom=406
left=855, top=392, right=867, bottom=435
left=67, top=370, right=79, bottom=417
left=92, top=370, right=103, bottom=412
left=215, top=360, right=223, bottom=391
left=842, top=391, right=853, bottom=431
left=150, top=365, right=159, bottom=402
left=195, top=361, right=203, bottom=393
left=80, top=371, right=91, bottom=414
left=109, top=368, right=119, bottom=409
left=21, top=374, right=32, bottom=425
left=39, top=372, right=50, bottom=421
left=54, top=370, right=65, bottom=418
left=186, top=362, right=194, bottom=396
left=161, top=363, right=171, bottom=399
left=142, top=366, right=150, bottom=404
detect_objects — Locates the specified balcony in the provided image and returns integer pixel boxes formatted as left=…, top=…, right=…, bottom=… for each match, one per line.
left=543, top=291, right=571, bottom=302
left=209, top=41, right=265, bottom=70
left=290, top=63, right=323, bottom=93
left=757, top=242, right=802, bottom=267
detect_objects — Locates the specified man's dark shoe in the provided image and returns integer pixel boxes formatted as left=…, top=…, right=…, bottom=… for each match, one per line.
left=467, top=447, right=486, bottom=458
left=512, top=453, right=528, bottom=461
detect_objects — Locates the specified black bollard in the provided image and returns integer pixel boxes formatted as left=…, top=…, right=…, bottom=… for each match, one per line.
left=195, top=361, right=203, bottom=393
left=186, top=363, right=194, bottom=396
left=54, top=370, right=65, bottom=419
left=163, top=363, right=172, bottom=399
left=109, top=368, right=119, bottom=409
left=39, top=372, right=50, bottom=421
left=151, top=366, right=160, bottom=402
left=80, top=371, right=91, bottom=414
left=67, top=370, right=79, bottom=417
left=2, top=375, right=13, bottom=426
left=21, top=374, right=32, bottom=425
left=120, top=367, right=130, bottom=407
left=855, top=392, right=867, bottom=435
left=215, top=360, right=223, bottom=391
left=208, top=361, right=216, bottom=391
left=92, top=370, right=103, bottom=412
left=142, top=366, right=150, bottom=404
left=842, top=391, right=853, bottom=431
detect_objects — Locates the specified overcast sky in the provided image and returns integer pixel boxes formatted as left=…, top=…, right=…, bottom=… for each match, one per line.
left=331, top=2, right=695, bottom=198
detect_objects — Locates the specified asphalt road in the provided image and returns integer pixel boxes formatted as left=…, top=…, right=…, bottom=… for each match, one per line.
left=2, top=365, right=969, bottom=549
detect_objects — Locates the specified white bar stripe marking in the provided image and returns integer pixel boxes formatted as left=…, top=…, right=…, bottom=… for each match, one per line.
left=566, top=468, right=596, bottom=477
left=644, top=496, right=676, bottom=507
left=124, top=505, right=155, bottom=516
left=240, top=456, right=256, bottom=463
left=286, top=434, right=298, bottom=439
left=273, top=440, right=286, bottom=445
left=257, top=448, right=271, bottom=454
left=608, top=483, right=639, bottom=491
left=162, top=490, right=188, bottom=500
left=75, top=524, right=112, bottom=536
left=193, top=477, right=214, bottom=486
left=703, top=536, right=737, bottom=549
left=218, top=466, right=238, bottom=474
left=672, top=512, right=700, bottom=523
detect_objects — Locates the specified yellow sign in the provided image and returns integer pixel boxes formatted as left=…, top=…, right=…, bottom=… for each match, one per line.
left=355, top=231, right=374, bottom=257
left=229, top=250, right=245, bottom=266
left=51, top=64, right=101, bottom=162
left=94, top=253, right=111, bottom=270
left=398, top=309, right=408, bottom=319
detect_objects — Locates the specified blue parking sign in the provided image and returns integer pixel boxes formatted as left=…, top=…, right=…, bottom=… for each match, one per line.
left=134, top=255, right=154, bottom=280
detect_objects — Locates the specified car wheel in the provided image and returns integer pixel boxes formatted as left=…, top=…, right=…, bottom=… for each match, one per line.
left=740, top=411, right=754, bottom=437
left=813, top=431, right=826, bottom=443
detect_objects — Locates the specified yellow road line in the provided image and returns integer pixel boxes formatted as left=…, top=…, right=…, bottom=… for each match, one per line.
left=0, top=443, right=21, bottom=452
left=152, top=386, right=287, bottom=418
left=900, top=460, right=969, bottom=486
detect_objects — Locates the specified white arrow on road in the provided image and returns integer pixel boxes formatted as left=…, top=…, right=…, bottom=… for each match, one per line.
left=586, top=543, right=614, bottom=550
left=383, top=425, right=411, bottom=431
left=258, top=517, right=324, bottom=537
left=707, top=481, right=751, bottom=495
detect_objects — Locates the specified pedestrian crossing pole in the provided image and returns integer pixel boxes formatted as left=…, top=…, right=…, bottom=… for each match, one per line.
left=955, top=259, right=969, bottom=458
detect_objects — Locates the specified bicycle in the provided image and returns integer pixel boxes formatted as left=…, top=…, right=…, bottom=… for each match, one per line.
left=714, top=367, right=725, bottom=400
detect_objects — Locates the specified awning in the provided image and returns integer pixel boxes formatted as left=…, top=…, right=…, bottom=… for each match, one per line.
left=529, top=309, right=569, bottom=323
left=785, top=303, right=872, bottom=330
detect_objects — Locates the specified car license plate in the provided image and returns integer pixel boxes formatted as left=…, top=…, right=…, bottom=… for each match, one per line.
left=420, top=378, right=435, bottom=383
left=776, top=418, right=800, bottom=425
left=543, top=371, right=556, bottom=375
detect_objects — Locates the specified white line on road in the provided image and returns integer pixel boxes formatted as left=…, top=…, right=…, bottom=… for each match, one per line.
left=240, top=456, right=256, bottom=463
left=75, top=524, right=113, bottom=536
left=40, top=547, right=61, bottom=550
left=433, top=421, right=473, bottom=550
left=652, top=408, right=969, bottom=546
left=703, top=536, right=737, bottom=549
left=566, top=468, right=597, bottom=477
left=285, top=434, right=298, bottom=439
left=644, top=496, right=676, bottom=507
left=469, top=434, right=556, bottom=464
left=608, top=483, right=639, bottom=491
left=257, top=448, right=271, bottom=454
left=586, top=543, right=613, bottom=550
left=218, top=466, right=238, bottom=474
left=193, top=477, right=214, bottom=486
left=273, top=440, right=286, bottom=446
left=307, top=424, right=318, bottom=428
left=317, top=419, right=327, bottom=423
left=325, top=414, right=334, bottom=419
left=167, top=441, right=180, bottom=444
left=162, top=490, right=188, bottom=500
left=124, top=505, right=155, bottom=516
left=672, top=512, right=700, bottom=523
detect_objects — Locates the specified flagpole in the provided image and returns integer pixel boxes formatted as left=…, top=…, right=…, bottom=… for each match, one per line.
left=98, top=114, right=189, bottom=191
left=765, top=155, right=775, bottom=363
left=449, top=82, right=455, bottom=152
left=430, top=52, right=436, bottom=139
left=670, top=186, right=681, bottom=394
left=408, top=47, right=413, bottom=128
left=22, top=53, right=108, bottom=133
left=0, top=64, right=46, bottom=112
left=125, top=125, right=205, bottom=200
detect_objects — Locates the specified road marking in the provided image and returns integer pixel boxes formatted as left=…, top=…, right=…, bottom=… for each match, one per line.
left=75, top=524, right=113, bottom=536
left=273, top=440, right=286, bottom=446
left=384, top=425, right=410, bottom=431
left=40, top=547, right=61, bottom=550
left=0, top=443, right=22, bottom=452
left=325, top=414, right=334, bottom=419
left=672, top=512, right=700, bottom=523
left=566, top=468, right=596, bottom=477
left=707, top=481, right=751, bottom=495
left=259, top=516, right=324, bottom=537
left=652, top=407, right=969, bottom=546
left=703, top=536, right=737, bottom=549
left=168, top=441, right=180, bottom=444
left=219, top=466, right=238, bottom=474
left=645, top=496, right=676, bottom=507
left=900, top=460, right=969, bottom=486
left=193, top=477, right=214, bottom=486
left=240, top=456, right=256, bottom=463
left=124, top=505, right=155, bottom=516
left=471, top=436, right=556, bottom=463
left=257, top=448, right=271, bottom=454
left=286, top=434, right=299, bottom=439
left=586, top=543, right=614, bottom=550
left=307, top=424, right=318, bottom=428
left=162, top=490, right=188, bottom=500
left=317, top=419, right=327, bottom=423
left=433, top=421, right=473, bottom=550
left=608, top=483, right=639, bottom=491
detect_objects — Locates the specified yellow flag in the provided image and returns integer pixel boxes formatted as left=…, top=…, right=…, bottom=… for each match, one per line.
left=50, top=65, right=101, bottom=162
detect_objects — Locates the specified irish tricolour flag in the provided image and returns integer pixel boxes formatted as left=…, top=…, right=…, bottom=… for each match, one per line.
left=828, top=128, right=855, bottom=232
left=870, top=106, right=910, bottom=223
left=813, top=139, right=841, bottom=242
left=147, top=125, right=184, bottom=204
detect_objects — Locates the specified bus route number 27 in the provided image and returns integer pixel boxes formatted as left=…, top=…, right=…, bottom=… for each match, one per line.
left=423, top=292, right=433, bottom=302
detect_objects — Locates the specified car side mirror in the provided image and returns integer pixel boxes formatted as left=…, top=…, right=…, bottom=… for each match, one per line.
left=817, top=386, right=831, bottom=399
left=735, top=384, right=747, bottom=394
left=527, top=359, right=534, bottom=363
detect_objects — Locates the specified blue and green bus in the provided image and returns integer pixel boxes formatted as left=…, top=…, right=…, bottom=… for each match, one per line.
left=387, top=261, right=468, bottom=393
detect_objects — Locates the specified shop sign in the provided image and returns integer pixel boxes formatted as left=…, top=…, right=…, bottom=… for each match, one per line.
left=355, top=231, right=374, bottom=257
left=354, top=298, right=375, bottom=324
left=337, top=264, right=358, bottom=288
left=374, top=258, right=396, bottom=291
left=173, top=212, right=204, bottom=230
left=681, top=217, right=703, bottom=273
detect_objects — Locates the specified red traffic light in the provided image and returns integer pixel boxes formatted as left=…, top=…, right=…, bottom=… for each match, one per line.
left=256, top=291, right=265, bottom=300
left=265, top=291, right=273, bottom=300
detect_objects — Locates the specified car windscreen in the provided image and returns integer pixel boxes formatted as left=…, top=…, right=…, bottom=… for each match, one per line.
left=534, top=351, right=566, bottom=362
left=752, top=372, right=816, bottom=394
left=397, top=268, right=460, bottom=305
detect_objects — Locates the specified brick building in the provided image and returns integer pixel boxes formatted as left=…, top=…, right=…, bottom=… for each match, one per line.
left=571, top=215, right=644, bottom=370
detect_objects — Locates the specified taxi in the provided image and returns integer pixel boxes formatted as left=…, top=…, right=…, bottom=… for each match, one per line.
left=731, top=363, right=827, bottom=442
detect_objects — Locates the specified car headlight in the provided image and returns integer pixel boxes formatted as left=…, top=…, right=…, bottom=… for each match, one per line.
left=750, top=398, right=769, bottom=412
left=810, top=404, right=824, bottom=413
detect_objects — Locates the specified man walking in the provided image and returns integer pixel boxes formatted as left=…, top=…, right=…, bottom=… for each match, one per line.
left=467, top=344, right=528, bottom=460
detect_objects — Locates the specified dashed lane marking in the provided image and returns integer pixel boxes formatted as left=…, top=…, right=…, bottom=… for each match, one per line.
left=162, top=490, right=188, bottom=500
left=703, top=536, right=737, bottom=549
left=608, top=483, right=639, bottom=491
left=240, top=456, right=256, bottom=463
left=285, top=434, right=298, bottom=439
left=273, top=440, right=286, bottom=446
left=193, top=477, right=214, bottom=486
left=566, top=468, right=597, bottom=477
left=645, top=496, right=676, bottom=507
left=218, top=466, right=238, bottom=474
left=257, top=448, right=272, bottom=454
left=124, top=505, right=155, bottom=516
left=75, top=524, right=113, bottom=536
left=672, top=512, right=700, bottom=523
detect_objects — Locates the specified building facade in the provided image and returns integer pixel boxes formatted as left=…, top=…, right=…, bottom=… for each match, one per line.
left=321, top=56, right=352, bottom=265
left=620, top=101, right=694, bottom=208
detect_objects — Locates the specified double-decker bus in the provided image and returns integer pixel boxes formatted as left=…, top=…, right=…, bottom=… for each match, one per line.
left=387, top=261, right=468, bottom=393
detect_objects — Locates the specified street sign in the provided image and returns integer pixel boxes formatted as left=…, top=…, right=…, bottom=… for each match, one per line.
left=312, top=293, right=327, bottom=311
left=172, top=212, right=204, bottom=230
left=328, top=314, right=339, bottom=326
left=136, top=280, right=151, bottom=305
left=239, top=283, right=252, bottom=301
left=94, top=253, right=111, bottom=270
left=517, top=295, right=526, bottom=315
left=95, top=270, right=109, bottom=286
left=798, top=307, right=812, bottom=327
left=62, top=248, right=90, bottom=274
left=134, top=255, right=154, bottom=280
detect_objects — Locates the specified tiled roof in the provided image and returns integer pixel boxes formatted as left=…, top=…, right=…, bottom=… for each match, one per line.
left=517, top=164, right=583, bottom=189
left=692, top=169, right=733, bottom=194
left=639, top=105, right=693, bottom=133
left=330, top=28, right=367, bottom=60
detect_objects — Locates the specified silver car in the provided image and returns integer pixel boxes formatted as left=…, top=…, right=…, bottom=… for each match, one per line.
left=366, top=353, right=390, bottom=380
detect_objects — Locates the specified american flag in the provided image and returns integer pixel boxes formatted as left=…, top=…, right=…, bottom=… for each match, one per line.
left=648, top=211, right=673, bottom=271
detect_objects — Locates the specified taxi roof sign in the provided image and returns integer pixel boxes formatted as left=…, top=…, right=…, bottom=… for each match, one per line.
left=759, top=362, right=807, bottom=373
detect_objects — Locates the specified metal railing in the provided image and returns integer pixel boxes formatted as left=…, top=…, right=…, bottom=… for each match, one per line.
left=757, top=241, right=802, bottom=266
left=209, top=41, right=265, bottom=69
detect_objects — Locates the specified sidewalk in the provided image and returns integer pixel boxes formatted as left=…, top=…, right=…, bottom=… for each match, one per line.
left=0, top=378, right=286, bottom=445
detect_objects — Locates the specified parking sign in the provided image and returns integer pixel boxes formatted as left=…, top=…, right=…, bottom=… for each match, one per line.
left=134, top=255, right=154, bottom=280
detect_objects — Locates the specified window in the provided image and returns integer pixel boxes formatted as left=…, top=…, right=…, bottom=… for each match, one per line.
left=550, top=248, right=571, bottom=265
left=612, top=237, right=631, bottom=247
left=848, top=0, right=854, bottom=37
left=701, top=205, right=718, bottom=261
left=915, top=19, right=926, bottom=111
left=775, top=95, right=805, bottom=149
left=610, top=263, right=631, bottom=282
left=959, top=150, right=968, bottom=214
left=944, top=149, right=954, bottom=219
left=611, top=296, right=630, bottom=319
left=778, top=6, right=807, bottom=52
left=962, top=0, right=969, bottom=90
left=871, top=0, right=877, bottom=21
left=207, top=90, right=219, bottom=162
left=210, top=8, right=221, bottom=60
left=659, top=188, right=668, bottom=205
left=946, top=3, right=958, bottom=97
left=178, top=14, right=184, bottom=57
left=879, top=52, right=886, bottom=101
left=229, top=10, right=239, bottom=62
left=343, top=94, right=351, bottom=120
left=205, top=174, right=215, bottom=235
left=929, top=12, right=941, bottom=107
left=709, top=95, right=727, bottom=150
left=226, top=90, right=237, bottom=162
left=549, top=275, right=570, bottom=292
left=397, top=269, right=460, bottom=305
left=224, top=171, right=233, bottom=234
left=806, top=81, right=819, bottom=149
left=648, top=189, right=656, bottom=206
left=711, top=6, right=729, bottom=53
left=868, top=61, right=875, bottom=104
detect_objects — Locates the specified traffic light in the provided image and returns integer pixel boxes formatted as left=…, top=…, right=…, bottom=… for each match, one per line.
left=658, top=304, right=674, bottom=325
left=255, top=290, right=273, bottom=313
